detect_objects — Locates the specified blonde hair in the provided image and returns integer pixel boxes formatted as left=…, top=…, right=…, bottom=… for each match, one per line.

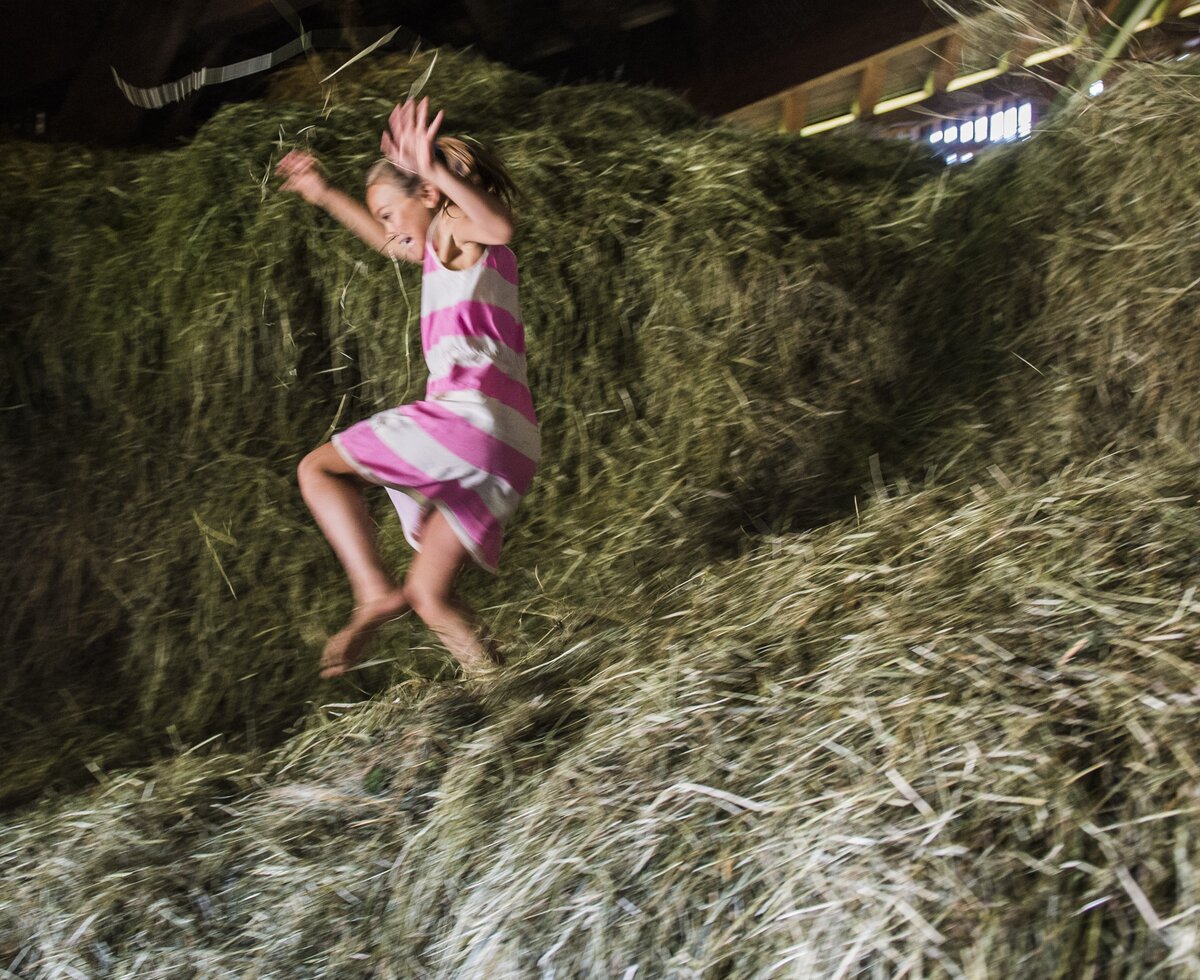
left=365, top=136, right=517, bottom=212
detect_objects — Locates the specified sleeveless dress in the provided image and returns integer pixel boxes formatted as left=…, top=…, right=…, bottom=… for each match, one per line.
left=330, top=231, right=539, bottom=573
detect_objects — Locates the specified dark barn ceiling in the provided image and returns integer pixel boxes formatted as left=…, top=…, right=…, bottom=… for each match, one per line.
left=0, top=0, right=937, bottom=144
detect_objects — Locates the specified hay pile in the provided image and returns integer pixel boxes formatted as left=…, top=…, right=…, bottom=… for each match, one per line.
left=0, top=48, right=932, bottom=805
left=4, top=454, right=1198, bottom=975
left=882, top=58, right=1200, bottom=470
left=2, top=45, right=1199, bottom=977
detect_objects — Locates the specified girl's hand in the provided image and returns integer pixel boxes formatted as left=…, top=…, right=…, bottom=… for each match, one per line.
left=276, top=150, right=328, bottom=205
left=381, top=97, right=444, bottom=179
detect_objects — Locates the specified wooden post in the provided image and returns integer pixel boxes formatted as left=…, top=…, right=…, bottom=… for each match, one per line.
left=855, top=56, right=885, bottom=118
left=1008, top=27, right=1041, bottom=67
left=781, top=88, right=807, bottom=133
left=930, top=31, right=963, bottom=93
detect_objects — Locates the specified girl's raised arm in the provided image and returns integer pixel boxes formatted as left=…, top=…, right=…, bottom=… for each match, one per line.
left=381, top=99, right=514, bottom=245
left=276, top=150, right=392, bottom=254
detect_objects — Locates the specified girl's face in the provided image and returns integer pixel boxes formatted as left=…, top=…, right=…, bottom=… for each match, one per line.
left=367, top=183, right=435, bottom=263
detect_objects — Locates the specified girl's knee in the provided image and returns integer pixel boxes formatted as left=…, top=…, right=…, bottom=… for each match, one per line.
left=297, top=443, right=338, bottom=489
left=297, top=447, right=320, bottom=484
left=404, top=582, right=452, bottom=623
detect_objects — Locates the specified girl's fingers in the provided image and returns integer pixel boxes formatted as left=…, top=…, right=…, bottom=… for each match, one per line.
left=277, top=150, right=315, bottom=176
left=427, top=109, right=444, bottom=143
left=393, top=100, right=418, bottom=135
left=380, top=98, right=442, bottom=172
left=416, top=99, right=439, bottom=144
left=384, top=106, right=405, bottom=152
left=388, top=102, right=410, bottom=142
left=382, top=131, right=402, bottom=167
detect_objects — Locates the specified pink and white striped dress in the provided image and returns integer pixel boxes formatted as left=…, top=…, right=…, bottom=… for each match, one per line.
left=331, top=232, right=539, bottom=573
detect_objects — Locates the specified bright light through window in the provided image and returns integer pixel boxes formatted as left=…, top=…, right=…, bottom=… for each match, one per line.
left=1018, top=103, right=1033, bottom=137
left=926, top=102, right=1036, bottom=157
left=1003, top=107, right=1018, bottom=140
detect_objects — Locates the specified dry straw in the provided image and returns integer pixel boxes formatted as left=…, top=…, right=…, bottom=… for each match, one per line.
left=1, top=44, right=1199, bottom=977
left=926, top=0, right=1090, bottom=62
left=3, top=453, right=1199, bottom=976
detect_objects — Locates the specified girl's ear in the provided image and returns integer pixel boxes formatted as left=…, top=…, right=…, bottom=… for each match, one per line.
left=418, top=180, right=441, bottom=209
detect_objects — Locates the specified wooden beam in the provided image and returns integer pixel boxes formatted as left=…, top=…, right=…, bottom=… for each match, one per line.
left=727, top=0, right=1200, bottom=135
left=854, top=56, right=885, bottom=118
left=760, top=25, right=956, bottom=100
left=724, top=24, right=956, bottom=124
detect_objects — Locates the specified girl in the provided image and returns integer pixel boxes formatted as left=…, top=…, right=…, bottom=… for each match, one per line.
left=276, top=98, right=539, bottom=679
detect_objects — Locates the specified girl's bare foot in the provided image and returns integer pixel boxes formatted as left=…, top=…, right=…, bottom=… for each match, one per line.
left=320, top=589, right=409, bottom=679
left=454, top=640, right=505, bottom=678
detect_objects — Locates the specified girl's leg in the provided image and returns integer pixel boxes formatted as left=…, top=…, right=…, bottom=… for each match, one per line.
left=297, top=443, right=408, bottom=677
left=404, top=508, right=498, bottom=675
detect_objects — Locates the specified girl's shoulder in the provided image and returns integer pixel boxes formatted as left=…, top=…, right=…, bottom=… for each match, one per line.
left=426, top=237, right=518, bottom=282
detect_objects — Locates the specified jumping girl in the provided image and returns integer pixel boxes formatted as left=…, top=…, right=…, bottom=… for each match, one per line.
left=276, top=98, right=539, bottom=679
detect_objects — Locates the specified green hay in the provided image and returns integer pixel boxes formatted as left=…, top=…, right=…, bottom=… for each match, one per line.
left=0, top=49, right=933, bottom=804
left=2, top=44, right=1200, bottom=977
left=857, top=58, right=1200, bottom=485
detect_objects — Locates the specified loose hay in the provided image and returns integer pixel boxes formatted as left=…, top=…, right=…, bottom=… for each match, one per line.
left=2, top=43, right=1200, bottom=979
left=3, top=454, right=1199, bottom=976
